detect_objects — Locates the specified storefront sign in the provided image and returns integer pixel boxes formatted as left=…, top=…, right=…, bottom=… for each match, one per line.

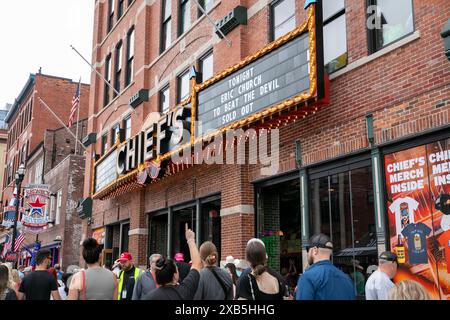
left=22, top=185, right=50, bottom=229
left=95, top=150, right=118, bottom=193
left=197, top=34, right=310, bottom=136
left=92, top=2, right=325, bottom=198
left=384, top=138, right=450, bottom=299
left=94, top=105, right=191, bottom=192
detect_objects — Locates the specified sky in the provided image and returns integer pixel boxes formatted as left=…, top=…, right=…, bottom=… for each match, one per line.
left=0, top=1, right=95, bottom=109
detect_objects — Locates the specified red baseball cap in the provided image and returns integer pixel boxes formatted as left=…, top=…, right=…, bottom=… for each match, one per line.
left=174, top=252, right=184, bottom=262
left=117, top=252, right=132, bottom=262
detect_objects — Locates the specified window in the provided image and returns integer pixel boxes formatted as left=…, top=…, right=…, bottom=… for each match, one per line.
left=34, top=157, right=43, bottom=184
left=114, top=42, right=123, bottom=97
left=123, top=117, right=131, bottom=140
left=161, top=0, right=172, bottom=52
left=323, top=0, right=347, bottom=74
left=125, top=28, right=135, bottom=86
left=177, top=70, right=190, bottom=103
left=179, top=0, right=191, bottom=36
left=101, top=134, right=108, bottom=155
left=160, top=86, right=170, bottom=113
left=104, top=55, right=112, bottom=107
left=198, top=0, right=214, bottom=17
left=56, top=189, right=62, bottom=225
left=111, top=124, right=120, bottom=145
left=271, top=0, right=296, bottom=41
left=118, top=0, right=124, bottom=20
left=199, top=51, right=213, bottom=82
left=108, top=0, right=115, bottom=33
left=310, top=165, right=377, bottom=298
left=48, top=195, right=56, bottom=224
left=367, top=0, right=414, bottom=54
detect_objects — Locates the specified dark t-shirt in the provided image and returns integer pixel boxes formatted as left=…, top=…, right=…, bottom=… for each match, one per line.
left=176, top=261, right=191, bottom=283
left=143, top=269, right=200, bottom=300
left=237, top=268, right=287, bottom=300
left=120, top=267, right=136, bottom=300
left=19, top=270, right=58, bottom=300
left=401, top=222, right=431, bottom=264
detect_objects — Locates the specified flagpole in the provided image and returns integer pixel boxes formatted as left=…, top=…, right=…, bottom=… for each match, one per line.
left=36, top=95, right=87, bottom=150
left=74, top=79, right=81, bottom=155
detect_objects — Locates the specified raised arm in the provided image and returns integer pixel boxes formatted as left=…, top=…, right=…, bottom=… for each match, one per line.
left=185, top=223, right=202, bottom=271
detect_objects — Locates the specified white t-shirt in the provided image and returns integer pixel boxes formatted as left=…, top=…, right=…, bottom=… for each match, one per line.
left=441, top=214, right=450, bottom=231
left=365, top=270, right=395, bottom=300
left=389, top=197, right=419, bottom=236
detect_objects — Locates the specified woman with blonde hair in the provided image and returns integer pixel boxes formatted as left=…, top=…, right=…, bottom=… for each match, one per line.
left=389, top=280, right=431, bottom=300
left=194, top=241, right=233, bottom=300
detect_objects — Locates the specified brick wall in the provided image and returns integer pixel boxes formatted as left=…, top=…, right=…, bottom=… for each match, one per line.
left=85, top=0, right=450, bottom=265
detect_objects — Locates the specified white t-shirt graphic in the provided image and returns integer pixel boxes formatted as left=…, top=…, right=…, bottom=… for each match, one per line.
left=389, top=197, right=419, bottom=236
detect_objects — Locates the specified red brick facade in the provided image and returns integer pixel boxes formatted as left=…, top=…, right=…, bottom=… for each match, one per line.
left=84, top=0, right=450, bottom=275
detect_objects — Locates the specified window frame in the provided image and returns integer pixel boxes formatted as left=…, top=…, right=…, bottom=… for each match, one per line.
left=114, top=41, right=123, bottom=98
left=322, top=1, right=347, bottom=74
left=108, top=0, right=115, bottom=33
left=123, top=116, right=132, bottom=140
left=125, top=27, right=135, bottom=87
left=197, top=0, right=214, bottom=18
left=55, top=189, right=62, bottom=225
left=269, top=0, right=296, bottom=42
left=111, top=124, right=120, bottom=145
left=118, top=0, right=124, bottom=20
left=101, top=134, right=108, bottom=155
left=104, top=54, right=112, bottom=107
left=179, top=0, right=191, bottom=36
left=159, top=85, right=170, bottom=113
left=198, top=50, right=214, bottom=83
left=177, top=69, right=190, bottom=103
left=160, top=0, right=172, bottom=53
left=366, top=0, right=415, bottom=54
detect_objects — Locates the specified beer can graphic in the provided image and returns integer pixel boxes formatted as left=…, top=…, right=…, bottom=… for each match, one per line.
left=414, top=233, right=421, bottom=251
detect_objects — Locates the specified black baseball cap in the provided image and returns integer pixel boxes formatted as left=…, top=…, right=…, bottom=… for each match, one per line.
left=306, top=233, right=333, bottom=251
left=379, top=251, right=397, bottom=262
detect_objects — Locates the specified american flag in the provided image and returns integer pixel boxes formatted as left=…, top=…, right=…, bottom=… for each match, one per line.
left=68, top=80, right=81, bottom=127
left=14, top=232, right=25, bottom=252
left=1, top=235, right=11, bottom=258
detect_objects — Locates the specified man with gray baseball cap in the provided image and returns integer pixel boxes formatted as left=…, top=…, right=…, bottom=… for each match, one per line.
left=365, top=251, right=398, bottom=300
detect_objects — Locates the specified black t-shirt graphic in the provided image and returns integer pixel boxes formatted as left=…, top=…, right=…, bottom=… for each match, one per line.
left=19, top=270, right=58, bottom=300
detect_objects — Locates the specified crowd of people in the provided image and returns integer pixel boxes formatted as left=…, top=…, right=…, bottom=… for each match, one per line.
left=0, top=226, right=431, bottom=300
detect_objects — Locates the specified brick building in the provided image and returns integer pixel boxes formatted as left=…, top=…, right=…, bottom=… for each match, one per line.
left=17, top=120, right=88, bottom=268
left=83, top=0, right=449, bottom=298
left=1, top=72, right=89, bottom=267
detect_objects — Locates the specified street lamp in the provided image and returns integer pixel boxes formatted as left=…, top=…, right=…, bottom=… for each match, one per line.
left=11, top=164, right=26, bottom=268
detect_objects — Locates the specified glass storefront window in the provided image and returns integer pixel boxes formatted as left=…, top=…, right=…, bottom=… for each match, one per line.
left=172, top=207, right=197, bottom=262
left=310, top=165, right=377, bottom=298
left=257, top=179, right=302, bottom=295
left=149, top=214, right=168, bottom=258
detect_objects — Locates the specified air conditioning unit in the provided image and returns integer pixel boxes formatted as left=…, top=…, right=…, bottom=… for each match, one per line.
left=215, top=6, right=247, bottom=39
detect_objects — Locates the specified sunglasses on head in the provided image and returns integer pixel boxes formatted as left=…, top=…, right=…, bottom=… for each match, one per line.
left=306, top=244, right=334, bottom=251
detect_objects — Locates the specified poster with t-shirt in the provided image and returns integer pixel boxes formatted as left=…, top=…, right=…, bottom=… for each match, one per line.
left=385, top=138, right=450, bottom=300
